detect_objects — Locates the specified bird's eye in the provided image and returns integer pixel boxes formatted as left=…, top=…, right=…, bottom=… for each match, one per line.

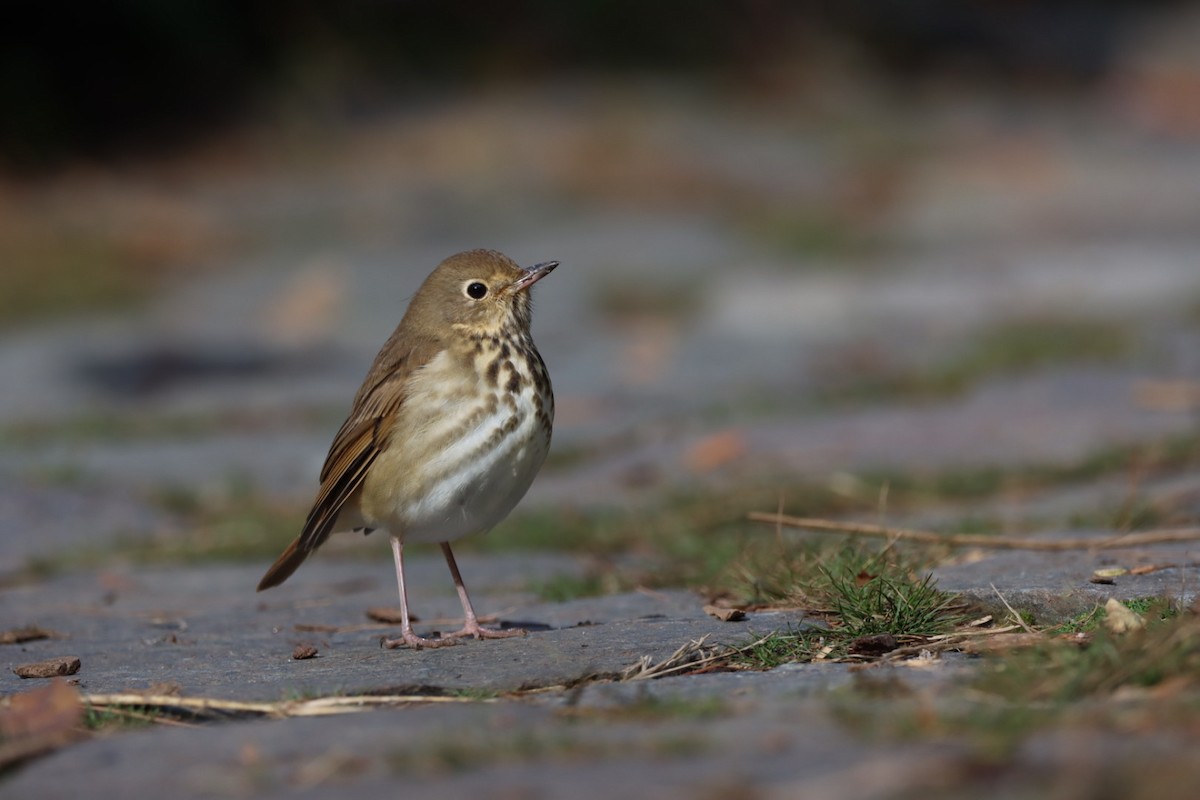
left=466, top=282, right=488, bottom=300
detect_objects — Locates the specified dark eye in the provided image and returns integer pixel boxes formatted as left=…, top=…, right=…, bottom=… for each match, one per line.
left=466, top=282, right=488, bottom=299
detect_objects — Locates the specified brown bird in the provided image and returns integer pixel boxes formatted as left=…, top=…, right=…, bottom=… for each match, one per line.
left=257, top=249, right=556, bottom=648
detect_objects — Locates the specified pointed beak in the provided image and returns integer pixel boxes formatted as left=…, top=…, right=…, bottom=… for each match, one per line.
left=511, top=260, right=558, bottom=293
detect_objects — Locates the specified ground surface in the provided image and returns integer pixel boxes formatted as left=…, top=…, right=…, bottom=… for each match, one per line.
left=4, top=26, right=1200, bottom=798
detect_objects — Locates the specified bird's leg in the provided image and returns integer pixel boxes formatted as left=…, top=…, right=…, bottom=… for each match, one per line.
left=440, top=542, right=526, bottom=640
left=382, top=536, right=458, bottom=649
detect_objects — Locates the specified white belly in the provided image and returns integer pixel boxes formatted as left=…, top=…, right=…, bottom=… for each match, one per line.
left=359, top=348, right=552, bottom=543
left=396, top=400, right=549, bottom=543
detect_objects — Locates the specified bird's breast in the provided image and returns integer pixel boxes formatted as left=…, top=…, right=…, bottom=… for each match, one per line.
left=359, top=337, right=552, bottom=542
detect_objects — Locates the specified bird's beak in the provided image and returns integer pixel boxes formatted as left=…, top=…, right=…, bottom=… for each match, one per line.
left=511, top=261, right=558, bottom=293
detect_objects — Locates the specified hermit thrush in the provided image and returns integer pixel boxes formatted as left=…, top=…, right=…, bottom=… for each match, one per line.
left=257, top=249, right=556, bottom=649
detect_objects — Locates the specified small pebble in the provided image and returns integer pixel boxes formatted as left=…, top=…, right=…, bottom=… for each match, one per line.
left=13, top=656, right=81, bottom=679
left=292, top=644, right=319, bottom=660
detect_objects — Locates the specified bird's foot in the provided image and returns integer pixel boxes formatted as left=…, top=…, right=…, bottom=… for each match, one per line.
left=382, top=631, right=461, bottom=650
left=443, top=621, right=527, bottom=640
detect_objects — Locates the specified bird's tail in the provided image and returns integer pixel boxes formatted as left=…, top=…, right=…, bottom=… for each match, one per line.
left=257, top=538, right=309, bottom=591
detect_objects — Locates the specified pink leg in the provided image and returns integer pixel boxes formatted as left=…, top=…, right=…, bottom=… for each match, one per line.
left=440, top=542, right=525, bottom=640
left=382, top=536, right=458, bottom=649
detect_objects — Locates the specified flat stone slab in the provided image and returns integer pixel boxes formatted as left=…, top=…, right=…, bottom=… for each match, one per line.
left=1, top=661, right=971, bottom=800
left=6, top=652, right=1194, bottom=800
left=933, top=532, right=1200, bottom=623
left=1, top=560, right=806, bottom=701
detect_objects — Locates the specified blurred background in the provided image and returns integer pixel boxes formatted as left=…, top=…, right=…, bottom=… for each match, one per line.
left=2, top=1, right=1199, bottom=573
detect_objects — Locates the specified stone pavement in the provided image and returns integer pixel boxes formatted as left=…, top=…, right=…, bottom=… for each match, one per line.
left=4, top=51, right=1200, bottom=796
left=3, top=516, right=1200, bottom=799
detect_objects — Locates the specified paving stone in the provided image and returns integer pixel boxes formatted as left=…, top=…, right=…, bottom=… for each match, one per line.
left=934, top=535, right=1200, bottom=623
left=0, top=561, right=808, bottom=700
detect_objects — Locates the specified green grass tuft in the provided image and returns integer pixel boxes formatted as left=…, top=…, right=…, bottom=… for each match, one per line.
left=825, top=568, right=962, bottom=638
left=83, top=705, right=160, bottom=733
left=731, top=626, right=837, bottom=668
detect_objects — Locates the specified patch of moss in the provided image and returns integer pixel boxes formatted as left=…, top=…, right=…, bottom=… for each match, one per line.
left=388, top=728, right=707, bottom=776
left=0, top=232, right=160, bottom=327
left=532, top=572, right=612, bottom=602
left=587, top=695, right=729, bottom=722
left=83, top=705, right=160, bottom=733
left=816, top=317, right=1137, bottom=407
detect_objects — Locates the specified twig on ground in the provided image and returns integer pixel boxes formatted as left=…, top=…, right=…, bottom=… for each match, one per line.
left=620, top=635, right=724, bottom=681
left=868, top=624, right=1026, bottom=663
left=991, top=583, right=1037, bottom=633
left=82, top=693, right=496, bottom=722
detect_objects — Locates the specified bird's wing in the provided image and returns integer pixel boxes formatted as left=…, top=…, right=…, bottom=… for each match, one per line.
left=257, top=335, right=439, bottom=591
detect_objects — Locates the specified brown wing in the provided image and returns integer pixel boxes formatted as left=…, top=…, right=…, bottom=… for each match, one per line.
left=256, top=332, right=438, bottom=591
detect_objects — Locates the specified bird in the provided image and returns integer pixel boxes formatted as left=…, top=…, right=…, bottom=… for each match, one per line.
left=257, top=249, right=556, bottom=649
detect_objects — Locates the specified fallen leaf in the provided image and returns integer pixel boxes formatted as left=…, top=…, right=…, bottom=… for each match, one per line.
left=1133, top=379, right=1200, bottom=412
left=97, top=571, right=137, bottom=597
left=854, top=570, right=877, bottom=587
left=1093, top=567, right=1128, bottom=578
left=682, top=429, right=747, bottom=474
left=292, top=645, right=319, bottom=660
left=365, top=607, right=418, bottom=624
left=0, top=626, right=59, bottom=644
left=848, top=634, right=898, bottom=656
left=13, top=657, right=81, bottom=679
left=238, top=743, right=263, bottom=767
left=0, top=680, right=83, bottom=768
left=702, top=605, right=746, bottom=622
left=262, top=261, right=345, bottom=346
left=0, top=680, right=81, bottom=737
left=1104, top=598, right=1146, bottom=634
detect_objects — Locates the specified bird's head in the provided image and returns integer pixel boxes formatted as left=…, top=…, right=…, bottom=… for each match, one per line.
left=406, top=249, right=557, bottom=338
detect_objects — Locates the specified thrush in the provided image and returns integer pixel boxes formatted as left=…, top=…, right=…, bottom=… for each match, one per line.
left=257, top=249, right=556, bottom=649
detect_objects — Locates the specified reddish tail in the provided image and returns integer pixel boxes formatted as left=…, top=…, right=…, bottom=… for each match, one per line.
left=257, top=539, right=309, bottom=591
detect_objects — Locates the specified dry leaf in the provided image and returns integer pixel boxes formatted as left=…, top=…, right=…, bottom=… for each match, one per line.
left=1133, top=379, right=1200, bottom=412
left=683, top=430, right=747, bottom=474
left=238, top=743, right=263, bottom=767
left=366, top=607, right=416, bottom=624
left=848, top=634, right=898, bottom=656
left=1104, top=599, right=1146, bottom=634
left=0, top=626, right=59, bottom=645
left=702, top=605, right=746, bottom=622
left=13, top=656, right=81, bottom=679
left=854, top=570, right=877, bottom=587
left=263, top=262, right=345, bottom=345
left=0, top=680, right=83, bottom=768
